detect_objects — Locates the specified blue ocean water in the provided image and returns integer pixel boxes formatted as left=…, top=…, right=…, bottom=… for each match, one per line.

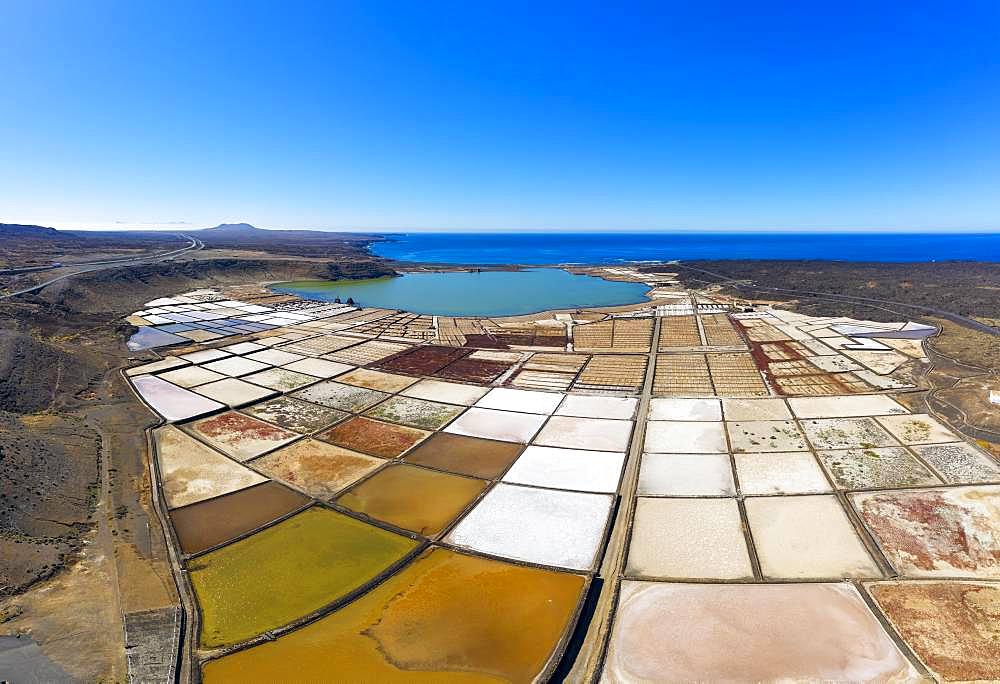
left=371, top=232, right=1000, bottom=264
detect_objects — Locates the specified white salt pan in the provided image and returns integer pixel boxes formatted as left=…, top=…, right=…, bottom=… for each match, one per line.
left=502, top=446, right=626, bottom=493
left=475, top=388, right=564, bottom=415
left=445, top=483, right=612, bottom=570
left=132, top=376, right=224, bottom=422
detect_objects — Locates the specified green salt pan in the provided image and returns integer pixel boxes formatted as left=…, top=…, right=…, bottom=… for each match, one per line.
left=188, top=506, right=418, bottom=647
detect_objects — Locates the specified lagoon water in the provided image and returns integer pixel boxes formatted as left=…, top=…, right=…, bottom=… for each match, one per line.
left=371, top=232, right=1000, bottom=264
left=273, top=269, right=650, bottom=317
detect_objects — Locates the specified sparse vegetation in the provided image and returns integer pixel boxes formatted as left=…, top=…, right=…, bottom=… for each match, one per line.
left=926, top=317, right=1000, bottom=370
left=661, top=260, right=1000, bottom=321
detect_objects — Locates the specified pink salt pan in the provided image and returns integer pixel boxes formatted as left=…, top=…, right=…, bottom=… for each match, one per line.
left=602, top=581, right=920, bottom=683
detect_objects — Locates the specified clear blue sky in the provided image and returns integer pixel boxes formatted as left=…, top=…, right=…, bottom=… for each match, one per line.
left=3, top=1, right=999, bottom=232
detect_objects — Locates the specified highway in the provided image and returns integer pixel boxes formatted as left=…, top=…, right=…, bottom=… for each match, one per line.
left=0, top=234, right=203, bottom=300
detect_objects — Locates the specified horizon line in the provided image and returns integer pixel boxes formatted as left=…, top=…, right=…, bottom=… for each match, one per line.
left=7, top=221, right=1000, bottom=235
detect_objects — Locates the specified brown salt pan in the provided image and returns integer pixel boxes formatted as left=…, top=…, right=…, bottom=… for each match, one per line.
left=252, top=439, right=385, bottom=499
left=434, top=358, right=513, bottom=384
left=188, top=411, right=299, bottom=462
left=336, top=463, right=487, bottom=535
left=462, top=333, right=512, bottom=348
left=402, top=432, right=524, bottom=479
left=867, top=581, right=1000, bottom=682
left=374, top=345, right=470, bottom=375
left=169, top=481, right=310, bottom=555
left=851, top=486, right=1000, bottom=578
left=336, top=368, right=418, bottom=393
left=319, top=416, right=430, bottom=458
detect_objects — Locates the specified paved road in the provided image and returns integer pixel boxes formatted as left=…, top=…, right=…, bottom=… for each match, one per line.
left=675, top=263, right=999, bottom=336
left=0, top=234, right=203, bottom=300
left=0, top=635, right=75, bottom=683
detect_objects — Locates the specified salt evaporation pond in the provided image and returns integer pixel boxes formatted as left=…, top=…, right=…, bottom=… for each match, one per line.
left=201, top=547, right=586, bottom=682
left=272, top=268, right=650, bottom=317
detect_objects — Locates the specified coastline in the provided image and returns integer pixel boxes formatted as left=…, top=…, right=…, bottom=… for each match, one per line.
left=260, top=238, right=1000, bottom=324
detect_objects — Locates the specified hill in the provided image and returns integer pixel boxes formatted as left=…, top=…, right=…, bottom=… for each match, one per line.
left=0, top=223, right=62, bottom=238
left=193, top=222, right=385, bottom=256
left=198, top=222, right=377, bottom=240
left=200, top=222, right=262, bottom=234
left=0, top=223, right=186, bottom=270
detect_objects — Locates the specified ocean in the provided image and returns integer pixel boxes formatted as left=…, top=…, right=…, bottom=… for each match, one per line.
left=370, top=232, right=1000, bottom=264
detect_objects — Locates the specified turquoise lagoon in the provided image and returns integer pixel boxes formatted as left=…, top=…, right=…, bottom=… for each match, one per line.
left=272, top=268, right=650, bottom=317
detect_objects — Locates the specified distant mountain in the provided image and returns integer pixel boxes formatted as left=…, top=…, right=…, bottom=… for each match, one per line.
left=195, top=223, right=380, bottom=242
left=2, top=222, right=185, bottom=239
left=200, top=222, right=263, bottom=234
left=0, top=223, right=61, bottom=238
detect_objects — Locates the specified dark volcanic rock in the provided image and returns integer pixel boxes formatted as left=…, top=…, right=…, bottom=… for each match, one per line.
left=0, top=411, right=99, bottom=595
left=666, top=260, right=1000, bottom=320
left=38, top=258, right=395, bottom=314
left=0, top=329, right=104, bottom=414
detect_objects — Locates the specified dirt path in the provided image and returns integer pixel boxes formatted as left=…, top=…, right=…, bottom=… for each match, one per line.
left=0, top=437, right=128, bottom=682
left=91, top=420, right=129, bottom=682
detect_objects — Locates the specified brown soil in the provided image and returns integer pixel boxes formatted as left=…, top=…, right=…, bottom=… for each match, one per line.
left=0, top=528, right=127, bottom=681
left=0, top=287, right=164, bottom=678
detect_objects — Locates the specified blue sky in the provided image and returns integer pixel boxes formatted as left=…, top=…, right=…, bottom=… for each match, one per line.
left=2, top=1, right=999, bottom=232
